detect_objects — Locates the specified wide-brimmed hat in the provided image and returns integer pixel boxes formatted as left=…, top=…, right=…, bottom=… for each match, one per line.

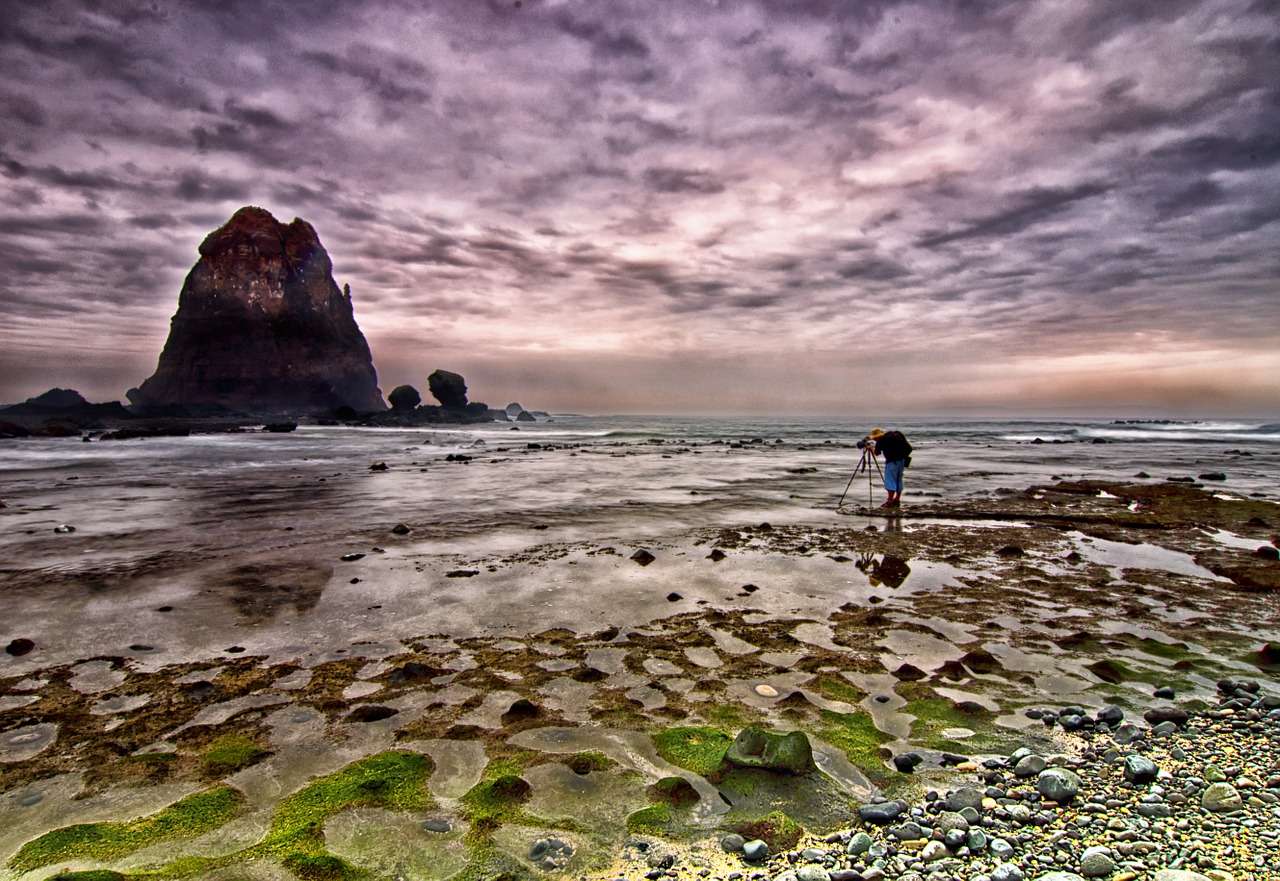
left=868, top=427, right=885, bottom=439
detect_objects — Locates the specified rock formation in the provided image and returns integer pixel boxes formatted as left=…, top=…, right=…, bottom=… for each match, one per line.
left=388, top=385, right=421, bottom=411
left=130, top=207, right=384, bottom=414
left=427, top=369, right=468, bottom=410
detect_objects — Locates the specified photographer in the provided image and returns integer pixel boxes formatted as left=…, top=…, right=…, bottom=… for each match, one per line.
left=859, top=427, right=912, bottom=508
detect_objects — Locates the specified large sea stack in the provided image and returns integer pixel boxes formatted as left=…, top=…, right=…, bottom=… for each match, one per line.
left=130, top=207, right=384, bottom=414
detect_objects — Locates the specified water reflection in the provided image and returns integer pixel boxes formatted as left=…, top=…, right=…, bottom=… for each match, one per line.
left=855, top=553, right=911, bottom=588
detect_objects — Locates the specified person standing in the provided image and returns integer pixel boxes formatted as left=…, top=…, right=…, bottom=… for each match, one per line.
left=866, top=427, right=912, bottom=507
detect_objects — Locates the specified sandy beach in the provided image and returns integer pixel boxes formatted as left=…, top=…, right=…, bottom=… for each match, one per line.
left=2, top=419, right=1279, bottom=881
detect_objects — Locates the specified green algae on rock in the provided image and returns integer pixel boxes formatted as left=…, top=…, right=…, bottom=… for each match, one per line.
left=652, top=727, right=733, bottom=778
left=8, top=786, right=245, bottom=873
left=723, top=727, right=815, bottom=775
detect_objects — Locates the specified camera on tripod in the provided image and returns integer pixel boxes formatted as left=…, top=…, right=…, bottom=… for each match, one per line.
left=855, top=436, right=874, bottom=450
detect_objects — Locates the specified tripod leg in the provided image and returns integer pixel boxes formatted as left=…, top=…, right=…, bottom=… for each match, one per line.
left=837, top=469, right=858, bottom=508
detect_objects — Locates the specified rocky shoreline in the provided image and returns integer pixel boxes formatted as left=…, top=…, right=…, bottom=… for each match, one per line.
left=607, top=679, right=1279, bottom=881
left=3, top=474, right=1278, bottom=881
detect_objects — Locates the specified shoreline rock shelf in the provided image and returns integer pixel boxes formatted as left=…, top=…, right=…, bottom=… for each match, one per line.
left=611, top=678, right=1278, bottom=881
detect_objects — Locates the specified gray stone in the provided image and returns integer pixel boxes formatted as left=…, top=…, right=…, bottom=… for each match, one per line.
left=1151, top=871, right=1213, bottom=881
left=720, top=833, right=746, bottom=853
left=1031, top=874, right=1086, bottom=881
left=1014, top=754, right=1047, bottom=777
left=990, top=838, right=1015, bottom=859
left=890, top=821, right=923, bottom=841
left=1123, top=754, right=1159, bottom=784
left=1079, top=845, right=1116, bottom=877
left=742, top=839, right=770, bottom=862
left=797, top=866, right=828, bottom=881
left=1201, top=782, right=1243, bottom=812
left=1112, top=723, right=1143, bottom=745
left=846, top=832, right=873, bottom=856
left=858, top=801, right=905, bottom=824
left=1037, top=767, right=1082, bottom=803
left=967, top=828, right=988, bottom=851
left=936, top=810, right=970, bottom=833
left=943, top=785, right=985, bottom=812
left=991, top=864, right=1025, bottom=881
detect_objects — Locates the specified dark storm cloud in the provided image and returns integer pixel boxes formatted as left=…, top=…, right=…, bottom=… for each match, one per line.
left=173, top=169, right=251, bottom=203
left=642, top=168, right=726, bottom=195
left=918, top=184, right=1112, bottom=248
left=300, top=48, right=433, bottom=107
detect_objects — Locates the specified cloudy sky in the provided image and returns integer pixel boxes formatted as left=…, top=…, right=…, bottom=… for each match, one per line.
left=1, top=0, right=1277, bottom=415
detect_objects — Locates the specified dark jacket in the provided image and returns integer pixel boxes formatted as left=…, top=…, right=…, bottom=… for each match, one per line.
left=874, top=430, right=912, bottom=464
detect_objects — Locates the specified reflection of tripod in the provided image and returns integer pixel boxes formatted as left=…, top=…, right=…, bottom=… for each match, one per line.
left=838, top=444, right=884, bottom=509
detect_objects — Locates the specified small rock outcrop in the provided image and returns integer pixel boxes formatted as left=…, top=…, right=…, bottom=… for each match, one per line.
left=130, top=207, right=385, bottom=415
left=724, top=727, right=815, bottom=775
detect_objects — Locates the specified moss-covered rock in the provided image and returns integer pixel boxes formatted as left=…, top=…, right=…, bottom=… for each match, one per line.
left=9, top=786, right=245, bottom=873
left=724, top=727, right=815, bottom=775
left=652, top=726, right=732, bottom=777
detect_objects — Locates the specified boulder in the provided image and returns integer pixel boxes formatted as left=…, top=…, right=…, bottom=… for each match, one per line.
left=724, top=727, right=815, bottom=775
left=505, top=402, right=525, bottom=417
left=131, top=207, right=385, bottom=414
left=516, top=410, right=537, bottom=422
left=388, top=384, right=421, bottom=411
left=428, top=370, right=468, bottom=409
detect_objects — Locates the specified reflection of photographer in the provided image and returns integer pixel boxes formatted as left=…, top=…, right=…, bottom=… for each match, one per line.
left=863, top=427, right=913, bottom=508
left=856, top=553, right=911, bottom=588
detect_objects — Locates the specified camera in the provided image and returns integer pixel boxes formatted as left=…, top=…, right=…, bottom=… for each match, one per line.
left=856, top=436, right=872, bottom=450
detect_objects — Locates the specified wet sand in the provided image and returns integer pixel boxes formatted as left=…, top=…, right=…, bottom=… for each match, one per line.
left=2, top=474, right=1279, bottom=880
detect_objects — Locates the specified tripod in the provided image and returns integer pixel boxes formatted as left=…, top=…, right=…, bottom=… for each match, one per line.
left=838, top=444, right=884, bottom=509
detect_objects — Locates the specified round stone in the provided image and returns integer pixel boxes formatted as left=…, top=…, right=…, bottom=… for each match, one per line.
left=720, top=833, right=745, bottom=853
left=943, top=785, right=984, bottom=811
left=920, top=841, right=948, bottom=862
left=1080, top=845, right=1117, bottom=877
left=1201, top=782, right=1243, bottom=812
left=742, top=839, right=769, bottom=862
left=1037, top=767, right=1082, bottom=803
left=797, top=866, right=828, bottom=881
left=990, top=838, right=1015, bottom=859
left=1013, top=754, right=1047, bottom=777
left=845, top=832, right=873, bottom=856
left=991, top=863, right=1025, bottom=881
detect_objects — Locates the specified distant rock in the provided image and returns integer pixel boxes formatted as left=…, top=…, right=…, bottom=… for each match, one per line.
left=428, top=370, right=468, bottom=409
left=388, top=385, right=421, bottom=411
left=516, top=410, right=536, bottom=422
left=130, top=207, right=385, bottom=415
left=505, top=402, right=525, bottom=417
left=25, top=388, right=88, bottom=408
left=1, top=388, right=133, bottom=426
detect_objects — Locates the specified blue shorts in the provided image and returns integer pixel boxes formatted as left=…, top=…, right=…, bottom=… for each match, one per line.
left=884, top=459, right=905, bottom=492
